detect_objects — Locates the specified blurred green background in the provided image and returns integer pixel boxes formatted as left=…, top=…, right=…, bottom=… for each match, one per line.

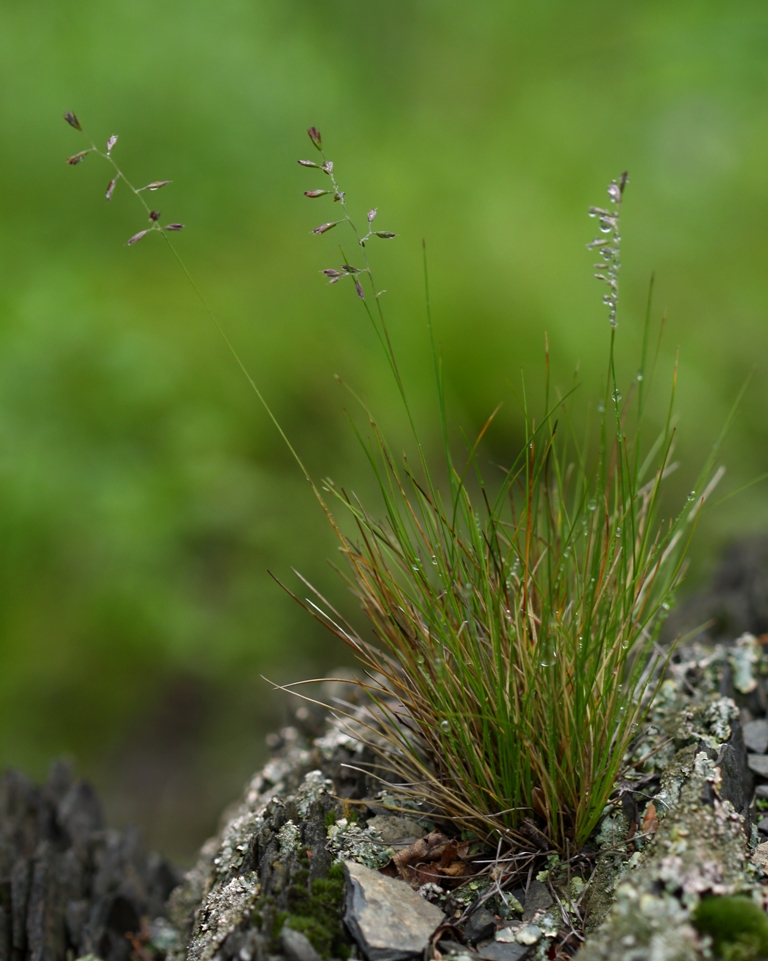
left=2, top=0, right=768, bottom=861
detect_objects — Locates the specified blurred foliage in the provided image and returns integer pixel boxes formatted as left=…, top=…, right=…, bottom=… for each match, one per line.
left=2, top=0, right=768, bottom=858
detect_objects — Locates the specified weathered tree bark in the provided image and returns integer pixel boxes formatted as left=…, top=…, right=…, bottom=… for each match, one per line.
left=0, top=761, right=180, bottom=961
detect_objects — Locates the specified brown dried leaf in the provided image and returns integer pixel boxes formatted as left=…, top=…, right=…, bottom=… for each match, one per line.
left=641, top=802, right=658, bottom=836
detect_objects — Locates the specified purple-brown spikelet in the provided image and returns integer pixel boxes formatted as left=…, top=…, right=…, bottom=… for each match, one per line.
left=307, top=126, right=322, bottom=151
left=64, top=111, right=81, bottom=131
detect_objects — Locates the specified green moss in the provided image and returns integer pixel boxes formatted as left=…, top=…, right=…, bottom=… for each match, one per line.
left=694, top=896, right=768, bottom=960
left=271, top=864, right=350, bottom=960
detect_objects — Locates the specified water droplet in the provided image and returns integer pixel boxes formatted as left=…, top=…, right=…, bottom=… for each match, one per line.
left=687, top=490, right=696, bottom=502
left=597, top=401, right=605, bottom=413
left=587, top=499, right=597, bottom=512
left=440, top=720, right=450, bottom=733
left=622, top=640, right=629, bottom=650
left=612, top=389, right=622, bottom=403
left=636, top=370, right=644, bottom=382
left=661, top=601, right=670, bottom=611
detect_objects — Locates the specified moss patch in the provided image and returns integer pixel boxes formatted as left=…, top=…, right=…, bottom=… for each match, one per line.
left=273, top=862, right=349, bottom=960
left=694, top=896, right=768, bottom=961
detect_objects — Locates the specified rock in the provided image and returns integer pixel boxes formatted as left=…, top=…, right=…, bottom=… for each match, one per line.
left=365, top=816, right=427, bottom=846
left=343, top=860, right=444, bottom=961
left=754, top=842, right=768, bottom=870
left=716, top=718, right=753, bottom=818
left=463, top=907, right=496, bottom=944
left=476, top=943, right=532, bottom=961
left=757, top=784, right=768, bottom=799
left=747, top=753, right=768, bottom=777
left=743, top=718, right=768, bottom=753
left=521, top=881, right=552, bottom=921
left=514, top=925, right=542, bottom=946
left=576, top=742, right=752, bottom=961
left=280, top=927, right=324, bottom=961
left=758, top=818, right=768, bottom=834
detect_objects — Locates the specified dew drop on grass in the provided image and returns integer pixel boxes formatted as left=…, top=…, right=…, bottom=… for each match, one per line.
left=440, top=720, right=450, bottom=733
left=687, top=491, right=696, bottom=502
left=612, top=389, right=622, bottom=403
left=636, top=370, right=644, bottom=382
left=597, top=401, right=605, bottom=413
left=587, top=499, right=597, bottom=512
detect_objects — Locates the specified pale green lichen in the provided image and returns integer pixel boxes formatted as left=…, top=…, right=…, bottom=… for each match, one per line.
left=296, top=769, right=333, bottom=818
left=277, top=820, right=302, bottom=855
left=703, top=696, right=739, bottom=745
left=730, top=632, right=760, bottom=694
left=325, top=817, right=391, bottom=868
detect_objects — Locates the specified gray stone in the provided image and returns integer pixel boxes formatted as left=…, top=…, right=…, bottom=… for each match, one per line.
left=514, top=925, right=542, bottom=946
left=365, top=816, right=427, bottom=845
left=280, top=927, right=323, bottom=961
left=343, top=860, right=444, bottom=961
left=758, top=818, right=768, bottom=834
left=717, top=718, right=754, bottom=820
left=748, top=753, right=768, bottom=778
left=463, top=907, right=497, bottom=944
left=521, top=880, right=553, bottom=921
left=476, top=943, right=532, bottom=961
left=743, top=719, right=768, bottom=754
left=756, top=784, right=768, bottom=799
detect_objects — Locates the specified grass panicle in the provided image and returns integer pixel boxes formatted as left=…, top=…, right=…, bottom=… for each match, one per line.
left=66, top=116, right=726, bottom=855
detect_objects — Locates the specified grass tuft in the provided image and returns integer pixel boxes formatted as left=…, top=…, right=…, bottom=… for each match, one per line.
left=291, top=132, right=726, bottom=853
left=64, top=115, right=729, bottom=855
